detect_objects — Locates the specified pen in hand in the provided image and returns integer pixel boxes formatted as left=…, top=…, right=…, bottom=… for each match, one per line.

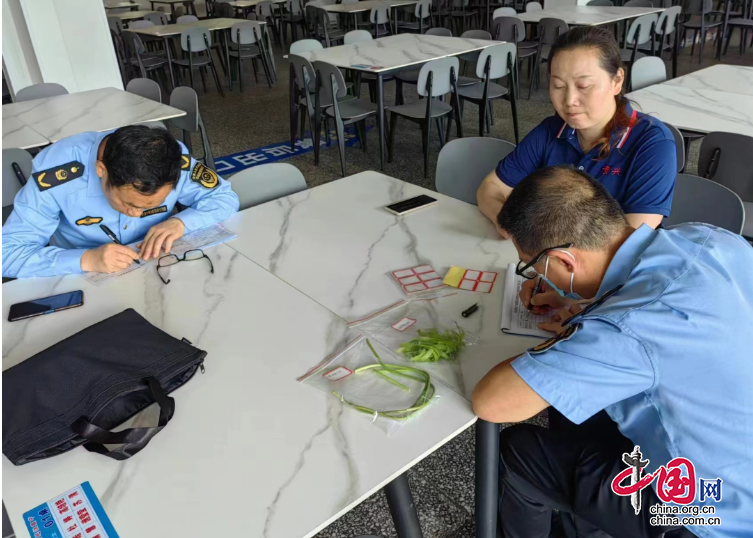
left=528, top=276, right=542, bottom=311
left=99, top=224, right=141, bottom=265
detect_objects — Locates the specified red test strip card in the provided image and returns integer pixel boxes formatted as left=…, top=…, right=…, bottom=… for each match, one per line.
left=391, top=265, right=445, bottom=295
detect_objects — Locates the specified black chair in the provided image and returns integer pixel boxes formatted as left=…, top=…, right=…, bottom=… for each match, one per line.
left=387, top=57, right=464, bottom=178
left=393, top=27, right=450, bottom=105
left=528, top=18, right=568, bottom=99
left=721, top=0, right=753, bottom=56
left=681, top=0, right=724, bottom=63
left=448, top=0, right=480, bottom=35
left=640, top=5, right=682, bottom=78
left=622, top=13, right=658, bottom=90
left=310, top=5, right=347, bottom=47
left=397, top=0, right=435, bottom=33
left=122, top=31, right=171, bottom=92
left=697, top=132, right=753, bottom=237
left=281, top=0, right=308, bottom=44
left=663, top=173, right=745, bottom=234
left=229, top=22, right=275, bottom=90
left=457, top=43, right=519, bottom=142
left=493, top=16, right=538, bottom=96
left=171, top=28, right=225, bottom=96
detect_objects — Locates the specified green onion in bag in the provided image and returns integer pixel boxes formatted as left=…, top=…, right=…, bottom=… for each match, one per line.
left=399, top=327, right=466, bottom=362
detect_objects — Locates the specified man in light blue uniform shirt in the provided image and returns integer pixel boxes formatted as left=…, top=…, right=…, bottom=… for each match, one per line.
left=473, top=166, right=752, bottom=538
left=3, top=125, right=239, bottom=278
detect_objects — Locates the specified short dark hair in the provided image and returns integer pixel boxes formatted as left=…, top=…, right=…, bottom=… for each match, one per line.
left=102, top=125, right=182, bottom=195
left=497, top=165, right=629, bottom=255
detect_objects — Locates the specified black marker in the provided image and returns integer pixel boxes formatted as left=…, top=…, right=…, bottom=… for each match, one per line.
left=100, top=224, right=141, bottom=264
left=462, top=303, right=479, bottom=318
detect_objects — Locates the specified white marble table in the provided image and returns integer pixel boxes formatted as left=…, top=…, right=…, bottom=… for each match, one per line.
left=626, top=74, right=753, bottom=137
left=103, top=1, right=140, bottom=10
left=517, top=5, right=664, bottom=25
left=660, top=64, right=753, bottom=98
left=292, top=34, right=504, bottom=170
left=224, top=171, right=538, bottom=398
left=1, top=87, right=186, bottom=144
left=2, top=242, right=476, bottom=538
left=108, top=9, right=158, bottom=20
left=149, top=0, right=197, bottom=18
left=2, top=116, right=48, bottom=150
left=323, top=0, right=420, bottom=36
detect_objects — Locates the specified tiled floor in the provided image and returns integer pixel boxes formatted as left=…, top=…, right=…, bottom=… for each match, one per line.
left=186, top=28, right=753, bottom=538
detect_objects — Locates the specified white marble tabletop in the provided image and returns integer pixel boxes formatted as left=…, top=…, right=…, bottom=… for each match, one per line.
left=224, top=172, right=541, bottom=398
left=130, top=17, right=266, bottom=37
left=227, top=0, right=286, bottom=7
left=324, top=0, right=419, bottom=14
left=661, top=64, right=753, bottom=97
left=292, top=33, right=504, bottom=72
left=108, top=9, right=158, bottom=19
left=2, top=116, right=48, bottom=149
left=627, top=83, right=753, bottom=136
left=1, top=87, right=186, bottom=143
left=517, top=5, right=664, bottom=25
left=2, top=242, right=475, bottom=538
left=150, top=0, right=194, bottom=4
left=104, top=2, right=140, bottom=9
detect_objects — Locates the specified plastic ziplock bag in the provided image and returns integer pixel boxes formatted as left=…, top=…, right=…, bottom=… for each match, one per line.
left=347, top=294, right=478, bottom=396
left=297, top=336, right=437, bottom=435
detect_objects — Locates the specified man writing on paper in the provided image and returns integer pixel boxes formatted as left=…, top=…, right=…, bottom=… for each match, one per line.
left=3, top=126, right=239, bottom=278
left=472, top=166, right=753, bottom=538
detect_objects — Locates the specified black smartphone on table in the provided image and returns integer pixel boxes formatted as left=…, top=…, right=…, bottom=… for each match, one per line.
left=384, top=195, right=438, bottom=216
left=8, top=290, right=84, bottom=322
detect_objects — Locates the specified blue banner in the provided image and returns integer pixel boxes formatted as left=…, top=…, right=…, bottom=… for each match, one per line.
left=214, top=126, right=372, bottom=177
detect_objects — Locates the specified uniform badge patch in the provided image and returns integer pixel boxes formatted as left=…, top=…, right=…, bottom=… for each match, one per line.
left=33, top=161, right=85, bottom=192
left=528, top=323, right=580, bottom=355
left=141, top=205, right=168, bottom=218
left=181, top=154, right=191, bottom=170
left=190, top=162, right=219, bottom=189
left=76, top=216, right=103, bottom=226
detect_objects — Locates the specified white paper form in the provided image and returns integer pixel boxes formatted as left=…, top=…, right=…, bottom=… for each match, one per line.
left=84, top=224, right=237, bottom=285
left=500, top=263, right=555, bottom=338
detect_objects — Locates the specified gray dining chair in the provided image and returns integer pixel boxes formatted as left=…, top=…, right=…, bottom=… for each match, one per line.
left=697, top=131, right=753, bottom=238
left=343, top=30, right=393, bottom=101
left=145, top=12, right=170, bottom=25
left=459, top=30, right=492, bottom=86
left=629, top=55, right=665, bottom=90
left=492, top=16, right=537, bottom=97
left=122, top=31, right=170, bottom=90
left=587, top=0, right=614, bottom=5
left=172, top=28, right=224, bottom=96
left=722, top=0, right=753, bottom=57
left=528, top=18, right=568, bottom=99
left=448, top=0, right=479, bottom=35
left=457, top=43, right=519, bottom=142
left=129, top=20, right=154, bottom=30
left=493, top=7, right=517, bottom=17
left=257, top=0, right=282, bottom=47
left=169, top=86, right=215, bottom=169
left=229, top=163, right=307, bottom=210
left=314, top=61, right=382, bottom=176
left=526, top=1, right=542, bottom=10
left=229, top=21, right=274, bottom=90
left=640, top=5, right=681, bottom=78
left=436, top=137, right=515, bottom=204
left=2, top=148, right=33, bottom=225
left=663, top=174, right=745, bottom=234
left=622, top=13, right=658, bottom=89
left=126, top=77, right=162, bottom=102
left=176, top=15, right=199, bottom=23
left=397, top=0, right=434, bottom=33
left=311, top=5, right=347, bottom=47
left=681, top=0, right=723, bottom=63
left=370, top=6, right=392, bottom=38
left=15, top=83, right=68, bottom=102
left=107, top=16, right=125, bottom=34
left=393, top=27, right=452, bottom=104
left=664, top=122, right=685, bottom=173
left=387, top=57, right=463, bottom=178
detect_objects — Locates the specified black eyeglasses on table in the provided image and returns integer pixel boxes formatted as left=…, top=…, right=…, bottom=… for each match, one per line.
left=157, top=249, right=214, bottom=284
left=515, top=242, right=573, bottom=280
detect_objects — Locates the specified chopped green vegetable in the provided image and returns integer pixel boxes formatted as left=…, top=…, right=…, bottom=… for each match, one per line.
left=398, top=327, right=466, bottom=362
left=332, top=339, right=435, bottom=422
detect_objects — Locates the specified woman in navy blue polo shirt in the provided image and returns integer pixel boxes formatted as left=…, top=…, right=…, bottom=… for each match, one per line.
left=477, top=26, right=677, bottom=235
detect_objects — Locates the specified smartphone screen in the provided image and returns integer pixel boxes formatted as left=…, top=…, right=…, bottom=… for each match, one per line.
left=385, top=195, right=438, bottom=216
left=8, top=290, right=84, bottom=322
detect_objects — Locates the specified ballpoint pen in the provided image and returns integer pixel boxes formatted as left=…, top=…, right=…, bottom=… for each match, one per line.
left=528, top=276, right=542, bottom=311
left=99, top=224, right=141, bottom=264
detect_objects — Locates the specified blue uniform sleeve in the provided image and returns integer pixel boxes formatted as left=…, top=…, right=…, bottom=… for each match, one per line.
left=622, top=136, right=677, bottom=217
left=2, top=180, right=86, bottom=278
left=511, top=320, right=655, bottom=424
left=173, top=157, right=239, bottom=232
left=495, top=120, right=550, bottom=188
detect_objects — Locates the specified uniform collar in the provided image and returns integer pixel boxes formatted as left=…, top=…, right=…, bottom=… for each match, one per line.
left=556, top=103, right=639, bottom=153
left=596, top=224, right=657, bottom=297
left=87, top=130, right=115, bottom=198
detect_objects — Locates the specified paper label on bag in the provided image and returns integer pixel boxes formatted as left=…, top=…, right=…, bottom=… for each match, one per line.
left=23, top=481, right=120, bottom=538
left=323, top=367, right=353, bottom=381
left=391, top=317, right=417, bottom=331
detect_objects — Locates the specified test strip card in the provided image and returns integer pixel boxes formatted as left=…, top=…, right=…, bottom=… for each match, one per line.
left=443, top=266, right=498, bottom=293
left=391, top=265, right=445, bottom=295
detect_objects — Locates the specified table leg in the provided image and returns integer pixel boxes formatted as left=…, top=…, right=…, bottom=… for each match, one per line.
left=486, top=0, right=490, bottom=33
left=354, top=12, right=358, bottom=30
left=224, top=29, right=232, bottom=91
left=289, top=63, right=298, bottom=151
left=475, top=419, right=500, bottom=538
left=171, top=4, right=177, bottom=22
left=377, top=72, right=385, bottom=171
left=384, top=473, right=424, bottom=538
left=164, top=36, right=176, bottom=90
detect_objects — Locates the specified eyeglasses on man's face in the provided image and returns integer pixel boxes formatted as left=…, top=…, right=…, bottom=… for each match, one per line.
left=157, top=249, right=214, bottom=285
left=515, top=243, right=573, bottom=280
